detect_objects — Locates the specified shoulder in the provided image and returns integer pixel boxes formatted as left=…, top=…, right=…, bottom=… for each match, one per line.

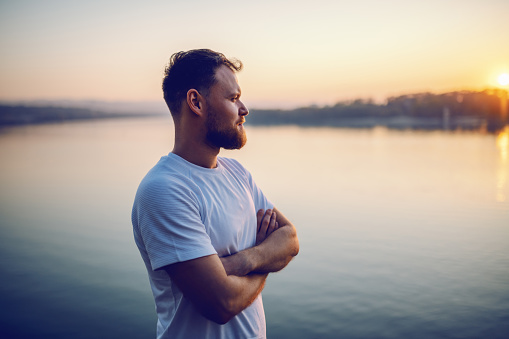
left=218, top=157, right=258, bottom=191
left=218, top=157, right=249, bottom=175
left=136, top=155, right=199, bottom=203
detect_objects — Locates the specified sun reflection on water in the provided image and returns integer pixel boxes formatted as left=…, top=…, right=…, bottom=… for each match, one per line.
left=496, top=126, right=509, bottom=202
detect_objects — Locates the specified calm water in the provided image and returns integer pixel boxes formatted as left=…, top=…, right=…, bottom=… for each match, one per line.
left=0, top=117, right=508, bottom=339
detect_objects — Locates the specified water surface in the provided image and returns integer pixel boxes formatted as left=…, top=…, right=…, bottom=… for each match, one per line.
left=0, top=118, right=508, bottom=338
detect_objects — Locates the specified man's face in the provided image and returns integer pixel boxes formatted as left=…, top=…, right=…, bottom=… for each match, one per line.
left=204, top=65, right=249, bottom=150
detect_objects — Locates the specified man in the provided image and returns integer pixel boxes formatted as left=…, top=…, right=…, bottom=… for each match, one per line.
left=132, top=49, right=299, bottom=339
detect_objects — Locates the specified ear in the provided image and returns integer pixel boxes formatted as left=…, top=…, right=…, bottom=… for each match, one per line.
left=186, top=89, right=205, bottom=117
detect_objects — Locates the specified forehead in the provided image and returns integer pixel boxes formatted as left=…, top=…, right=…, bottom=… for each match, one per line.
left=212, top=65, right=240, bottom=94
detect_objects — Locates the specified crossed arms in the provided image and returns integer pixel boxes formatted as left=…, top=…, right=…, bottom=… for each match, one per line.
left=163, top=207, right=299, bottom=324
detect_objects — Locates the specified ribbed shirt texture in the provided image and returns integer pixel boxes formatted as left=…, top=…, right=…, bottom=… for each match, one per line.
left=132, top=153, right=272, bottom=339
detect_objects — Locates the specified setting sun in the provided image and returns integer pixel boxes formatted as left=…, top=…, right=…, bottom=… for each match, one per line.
left=499, top=73, right=509, bottom=86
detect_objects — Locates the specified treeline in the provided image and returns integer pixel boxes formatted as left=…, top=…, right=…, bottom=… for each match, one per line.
left=248, top=88, right=509, bottom=131
left=1, top=88, right=507, bottom=131
left=0, top=105, right=158, bottom=126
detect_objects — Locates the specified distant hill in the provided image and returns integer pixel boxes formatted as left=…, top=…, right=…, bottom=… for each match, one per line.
left=1, top=88, right=507, bottom=131
left=248, top=88, right=509, bottom=132
left=0, top=99, right=169, bottom=115
left=0, top=104, right=164, bottom=126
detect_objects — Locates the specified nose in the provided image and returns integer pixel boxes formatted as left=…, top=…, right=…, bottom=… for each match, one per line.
left=239, top=100, right=249, bottom=116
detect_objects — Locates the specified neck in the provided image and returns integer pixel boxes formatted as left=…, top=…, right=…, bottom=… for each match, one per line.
left=172, top=130, right=220, bottom=169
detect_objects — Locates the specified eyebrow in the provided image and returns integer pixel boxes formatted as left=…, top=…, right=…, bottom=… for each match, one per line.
left=228, top=88, right=241, bottom=97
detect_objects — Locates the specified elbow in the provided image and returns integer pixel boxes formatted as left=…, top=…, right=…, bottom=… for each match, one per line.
left=203, top=296, right=240, bottom=325
left=215, top=301, right=241, bottom=325
left=288, top=224, right=300, bottom=257
left=202, top=307, right=234, bottom=325
left=293, top=238, right=300, bottom=257
left=210, top=312, right=233, bottom=325
left=278, top=223, right=299, bottom=258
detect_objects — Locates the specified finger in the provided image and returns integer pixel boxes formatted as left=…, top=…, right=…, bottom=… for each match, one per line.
left=259, top=209, right=272, bottom=236
left=256, top=209, right=265, bottom=232
left=266, top=212, right=277, bottom=235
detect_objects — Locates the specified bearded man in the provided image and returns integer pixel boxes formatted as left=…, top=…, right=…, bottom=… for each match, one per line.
left=131, top=49, right=299, bottom=339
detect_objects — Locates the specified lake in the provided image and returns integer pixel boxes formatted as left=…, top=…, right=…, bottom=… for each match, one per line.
left=0, top=117, right=508, bottom=338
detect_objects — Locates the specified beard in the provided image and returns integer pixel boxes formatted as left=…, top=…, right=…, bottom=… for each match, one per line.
left=205, top=107, right=247, bottom=150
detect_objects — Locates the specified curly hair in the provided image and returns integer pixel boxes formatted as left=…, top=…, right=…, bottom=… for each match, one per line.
left=162, top=49, right=243, bottom=117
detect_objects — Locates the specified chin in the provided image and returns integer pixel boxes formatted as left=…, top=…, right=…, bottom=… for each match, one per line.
left=207, top=128, right=247, bottom=150
left=223, top=136, right=247, bottom=150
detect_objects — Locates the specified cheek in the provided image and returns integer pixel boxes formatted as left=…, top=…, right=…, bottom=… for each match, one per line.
left=212, top=101, right=239, bottom=122
left=223, top=103, right=238, bottom=118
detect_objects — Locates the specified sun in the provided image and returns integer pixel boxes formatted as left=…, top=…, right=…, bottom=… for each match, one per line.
left=498, top=73, right=509, bottom=86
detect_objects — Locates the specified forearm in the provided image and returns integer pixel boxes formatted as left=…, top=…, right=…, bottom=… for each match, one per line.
left=221, top=223, right=299, bottom=276
left=219, top=273, right=267, bottom=321
left=165, top=255, right=267, bottom=324
left=221, top=207, right=299, bottom=276
left=250, top=224, right=299, bottom=273
left=197, top=270, right=267, bottom=324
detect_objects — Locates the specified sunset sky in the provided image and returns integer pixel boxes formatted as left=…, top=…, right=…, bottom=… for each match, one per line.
left=1, top=0, right=508, bottom=108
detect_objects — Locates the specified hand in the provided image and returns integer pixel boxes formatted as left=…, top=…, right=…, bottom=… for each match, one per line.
left=220, top=208, right=279, bottom=276
left=220, top=207, right=298, bottom=276
left=255, top=209, right=279, bottom=245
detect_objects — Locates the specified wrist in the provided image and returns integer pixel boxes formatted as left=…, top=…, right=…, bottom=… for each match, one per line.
left=248, top=245, right=264, bottom=273
left=222, top=249, right=258, bottom=276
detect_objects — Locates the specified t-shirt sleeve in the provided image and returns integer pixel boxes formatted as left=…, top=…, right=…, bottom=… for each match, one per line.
left=234, top=160, right=273, bottom=212
left=135, top=177, right=217, bottom=271
left=249, top=174, right=273, bottom=212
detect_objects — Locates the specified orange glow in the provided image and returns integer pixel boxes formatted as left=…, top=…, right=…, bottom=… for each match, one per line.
left=496, top=126, right=509, bottom=202
left=497, top=126, right=509, bottom=161
left=499, top=73, right=509, bottom=86
left=0, top=2, right=508, bottom=107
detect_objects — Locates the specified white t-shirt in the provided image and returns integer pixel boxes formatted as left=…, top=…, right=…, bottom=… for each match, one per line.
left=132, top=153, right=272, bottom=339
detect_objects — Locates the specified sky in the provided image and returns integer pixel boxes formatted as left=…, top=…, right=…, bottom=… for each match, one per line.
left=0, top=0, right=508, bottom=109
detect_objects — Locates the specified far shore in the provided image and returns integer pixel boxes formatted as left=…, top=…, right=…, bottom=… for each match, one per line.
left=1, top=87, right=508, bottom=132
